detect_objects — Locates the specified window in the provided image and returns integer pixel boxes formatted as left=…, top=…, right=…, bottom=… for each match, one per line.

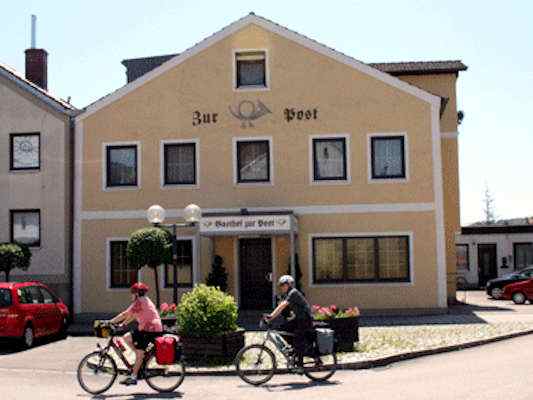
left=10, top=209, right=40, bottom=247
left=109, top=241, right=138, bottom=288
left=312, top=236, right=410, bottom=284
left=514, top=243, right=533, bottom=269
left=164, top=240, right=193, bottom=288
left=106, top=145, right=138, bottom=187
left=312, top=137, right=347, bottom=181
left=371, top=136, right=406, bottom=179
left=39, top=287, right=55, bottom=304
left=163, top=142, right=196, bottom=185
left=456, top=244, right=469, bottom=270
left=236, top=140, right=271, bottom=183
left=0, top=289, right=12, bottom=308
left=18, top=286, right=43, bottom=304
left=235, top=51, right=266, bottom=89
left=10, top=133, right=40, bottom=170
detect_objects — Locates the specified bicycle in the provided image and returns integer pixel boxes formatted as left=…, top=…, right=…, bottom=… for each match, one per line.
left=235, top=317, right=337, bottom=386
left=76, top=321, right=185, bottom=395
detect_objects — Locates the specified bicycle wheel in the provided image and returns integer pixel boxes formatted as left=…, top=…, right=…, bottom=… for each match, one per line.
left=145, top=353, right=186, bottom=393
left=303, top=352, right=337, bottom=382
left=77, top=351, right=118, bottom=395
left=235, top=344, right=276, bottom=386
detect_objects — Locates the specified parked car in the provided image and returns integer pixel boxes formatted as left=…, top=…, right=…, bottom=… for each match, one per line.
left=502, top=279, right=533, bottom=304
left=486, top=267, right=533, bottom=299
left=0, top=281, right=69, bottom=348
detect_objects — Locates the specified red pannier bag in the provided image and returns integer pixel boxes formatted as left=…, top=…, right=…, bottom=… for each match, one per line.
left=155, top=336, right=176, bottom=365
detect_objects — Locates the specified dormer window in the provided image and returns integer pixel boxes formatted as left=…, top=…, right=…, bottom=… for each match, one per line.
left=235, top=51, right=267, bottom=89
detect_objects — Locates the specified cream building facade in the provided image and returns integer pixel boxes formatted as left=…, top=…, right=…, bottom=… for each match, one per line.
left=74, top=14, right=466, bottom=314
left=0, top=60, right=77, bottom=304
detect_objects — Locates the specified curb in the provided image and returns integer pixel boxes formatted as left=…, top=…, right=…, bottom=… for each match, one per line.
left=183, top=328, right=533, bottom=376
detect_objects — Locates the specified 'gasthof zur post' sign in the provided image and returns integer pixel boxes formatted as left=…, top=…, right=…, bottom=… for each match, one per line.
left=200, top=215, right=293, bottom=234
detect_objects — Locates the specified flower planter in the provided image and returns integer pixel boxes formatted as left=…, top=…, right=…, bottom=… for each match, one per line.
left=180, top=329, right=245, bottom=360
left=319, top=317, right=359, bottom=352
left=161, top=317, right=177, bottom=329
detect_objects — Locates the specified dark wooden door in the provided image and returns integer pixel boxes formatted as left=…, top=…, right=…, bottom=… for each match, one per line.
left=478, top=243, right=497, bottom=287
left=239, top=238, right=272, bottom=310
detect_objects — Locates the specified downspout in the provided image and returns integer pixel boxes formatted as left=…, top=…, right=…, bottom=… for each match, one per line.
left=67, top=115, right=75, bottom=320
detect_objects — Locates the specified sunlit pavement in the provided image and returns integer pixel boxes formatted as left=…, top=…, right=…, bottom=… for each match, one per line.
left=1, top=333, right=533, bottom=399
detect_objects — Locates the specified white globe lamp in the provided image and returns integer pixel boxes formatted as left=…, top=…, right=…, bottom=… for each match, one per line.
left=184, top=204, right=202, bottom=223
left=147, top=204, right=166, bottom=224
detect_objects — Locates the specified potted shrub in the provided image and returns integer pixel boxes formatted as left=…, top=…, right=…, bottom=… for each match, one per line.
left=313, top=304, right=360, bottom=352
left=176, top=284, right=244, bottom=360
left=0, top=242, right=32, bottom=282
left=159, top=302, right=177, bottom=328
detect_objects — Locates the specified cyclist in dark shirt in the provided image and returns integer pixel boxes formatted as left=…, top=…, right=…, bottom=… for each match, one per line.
left=266, top=275, right=314, bottom=372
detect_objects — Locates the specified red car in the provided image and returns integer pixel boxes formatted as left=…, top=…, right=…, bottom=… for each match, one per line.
left=502, top=279, right=533, bottom=304
left=0, top=281, right=69, bottom=348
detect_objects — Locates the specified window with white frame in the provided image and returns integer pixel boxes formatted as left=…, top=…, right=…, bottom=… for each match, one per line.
left=164, top=239, right=193, bottom=288
left=370, top=136, right=406, bottom=179
left=235, top=51, right=266, bottom=88
left=10, top=133, right=40, bottom=170
left=10, top=209, right=40, bottom=247
left=312, top=236, right=410, bottom=284
left=109, top=241, right=137, bottom=288
left=105, top=145, right=138, bottom=187
left=236, top=140, right=270, bottom=183
left=163, top=142, right=196, bottom=185
left=514, top=243, right=533, bottom=269
left=312, top=137, right=347, bottom=181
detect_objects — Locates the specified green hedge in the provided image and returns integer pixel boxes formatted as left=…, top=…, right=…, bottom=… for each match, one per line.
left=177, top=284, right=238, bottom=337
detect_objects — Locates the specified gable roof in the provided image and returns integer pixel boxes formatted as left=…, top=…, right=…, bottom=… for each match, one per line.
left=0, top=62, right=77, bottom=115
left=77, top=13, right=442, bottom=121
left=123, top=54, right=467, bottom=84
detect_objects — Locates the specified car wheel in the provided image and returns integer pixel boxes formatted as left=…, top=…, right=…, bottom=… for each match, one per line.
left=22, top=325, right=35, bottom=348
left=490, top=287, right=503, bottom=299
left=512, top=292, right=527, bottom=305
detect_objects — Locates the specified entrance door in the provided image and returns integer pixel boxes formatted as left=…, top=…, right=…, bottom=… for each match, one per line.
left=239, top=238, right=273, bottom=310
left=478, top=243, right=497, bottom=287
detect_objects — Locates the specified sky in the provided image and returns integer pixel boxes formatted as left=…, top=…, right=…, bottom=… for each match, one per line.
left=1, top=1, right=532, bottom=225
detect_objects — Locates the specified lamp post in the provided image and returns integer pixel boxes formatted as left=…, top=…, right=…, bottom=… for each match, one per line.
left=147, top=204, right=202, bottom=305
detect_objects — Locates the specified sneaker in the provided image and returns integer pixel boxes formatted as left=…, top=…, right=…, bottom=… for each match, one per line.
left=119, top=376, right=138, bottom=386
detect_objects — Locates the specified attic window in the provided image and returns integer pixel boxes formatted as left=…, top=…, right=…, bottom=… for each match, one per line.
left=235, top=51, right=267, bottom=89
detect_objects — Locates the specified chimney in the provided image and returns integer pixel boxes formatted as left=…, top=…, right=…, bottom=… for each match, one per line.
left=25, top=15, right=48, bottom=90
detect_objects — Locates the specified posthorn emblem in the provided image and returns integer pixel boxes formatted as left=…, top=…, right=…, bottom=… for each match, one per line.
left=229, top=100, right=271, bottom=128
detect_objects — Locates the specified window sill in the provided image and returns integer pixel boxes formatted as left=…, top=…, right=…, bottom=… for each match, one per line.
left=368, top=177, right=408, bottom=184
left=9, top=169, right=41, bottom=174
left=310, top=179, right=351, bottom=186
left=161, top=183, right=199, bottom=190
left=235, top=181, right=273, bottom=187
left=233, top=85, right=270, bottom=92
left=103, top=186, right=140, bottom=192
left=311, top=281, right=413, bottom=288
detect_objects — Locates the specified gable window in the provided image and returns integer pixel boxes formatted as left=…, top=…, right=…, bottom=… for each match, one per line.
left=10, top=209, right=40, bottom=247
left=164, top=240, right=193, bottom=288
left=514, top=243, right=533, bottom=270
left=109, top=241, right=138, bottom=288
left=312, top=235, right=410, bottom=284
left=106, top=144, right=138, bottom=187
left=456, top=244, right=470, bottom=270
left=371, top=136, right=406, bottom=180
left=235, top=51, right=266, bottom=89
left=163, top=142, right=197, bottom=185
left=312, top=137, right=347, bottom=181
left=10, top=133, right=40, bottom=170
left=236, top=139, right=271, bottom=183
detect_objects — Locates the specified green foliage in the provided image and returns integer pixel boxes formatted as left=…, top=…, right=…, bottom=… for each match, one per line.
left=206, top=255, right=228, bottom=292
left=0, top=242, right=32, bottom=281
left=177, top=284, right=238, bottom=337
left=127, top=227, right=171, bottom=268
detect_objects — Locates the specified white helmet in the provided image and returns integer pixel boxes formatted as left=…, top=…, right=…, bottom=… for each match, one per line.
left=278, top=275, right=295, bottom=286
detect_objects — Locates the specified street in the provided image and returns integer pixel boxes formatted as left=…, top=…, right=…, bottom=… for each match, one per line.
left=0, top=333, right=530, bottom=400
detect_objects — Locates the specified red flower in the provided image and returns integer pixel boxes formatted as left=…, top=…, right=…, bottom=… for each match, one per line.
left=329, top=305, right=338, bottom=314
left=312, top=304, right=321, bottom=313
left=160, top=303, right=169, bottom=313
left=169, top=303, right=177, bottom=312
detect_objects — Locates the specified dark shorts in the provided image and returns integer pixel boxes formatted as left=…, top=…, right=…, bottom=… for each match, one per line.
left=131, top=329, right=161, bottom=351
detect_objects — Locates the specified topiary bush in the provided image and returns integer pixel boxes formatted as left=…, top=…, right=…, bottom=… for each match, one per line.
left=176, top=284, right=238, bottom=337
left=0, top=242, right=32, bottom=282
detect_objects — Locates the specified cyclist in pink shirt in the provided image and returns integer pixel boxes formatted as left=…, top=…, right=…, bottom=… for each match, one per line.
left=109, top=282, right=162, bottom=385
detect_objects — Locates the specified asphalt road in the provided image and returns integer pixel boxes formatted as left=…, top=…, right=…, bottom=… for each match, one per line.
left=0, top=333, right=531, bottom=400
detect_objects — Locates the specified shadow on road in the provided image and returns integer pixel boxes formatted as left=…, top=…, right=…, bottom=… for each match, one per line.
left=0, top=335, right=67, bottom=355
left=82, top=391, right=183, bottom=399
left=262, top=379, right=340, bottom=391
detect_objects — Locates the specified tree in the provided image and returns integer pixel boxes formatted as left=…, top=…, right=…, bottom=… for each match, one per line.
left=0, top=242, right=32, bottom=282
left=206, top=255, right=228, bottom=292
left=483, top=183, right=497, bottom=224
left=127, top=227, right=171, bottom=308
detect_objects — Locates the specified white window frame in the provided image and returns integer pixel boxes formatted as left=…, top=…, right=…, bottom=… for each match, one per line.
left=159, top=235, right=198, bottom=291
left=102, top=141, right=141, bottom=191
left=308, top=231, right=414, bottom=288
left=160, top=138, right=200, bottom=189
left=232, top=49, right=270, bottom=92
left=232, top=136, right=274, bottom=186
left=367, top=132, right=409, bottom=183
left=105, top=237, right=142, bottom=291
left=308, top=133, right=351, bottom=185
